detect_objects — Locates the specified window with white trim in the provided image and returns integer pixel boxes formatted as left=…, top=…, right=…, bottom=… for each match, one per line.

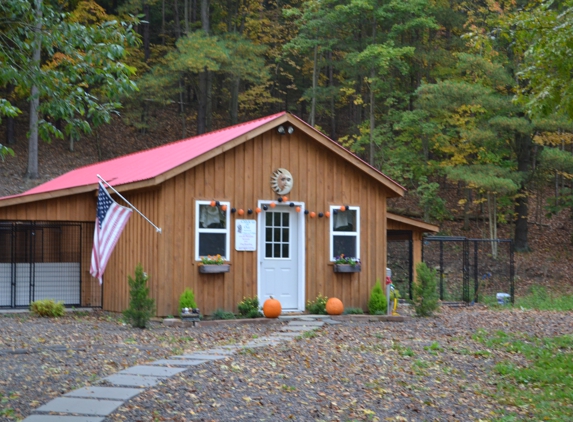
left=329, top=206, right=360, bottom=261
left=195, top=201, right=230, bottom=261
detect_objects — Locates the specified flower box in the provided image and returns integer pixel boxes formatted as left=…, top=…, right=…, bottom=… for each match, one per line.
left=334, top=264, right=361, bottom=273
left=199, top=264, right=230, bottom=274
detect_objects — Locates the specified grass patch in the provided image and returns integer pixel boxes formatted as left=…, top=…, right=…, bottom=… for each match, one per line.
left=476, top=330, right=573, bottom=421
left=514, top=286, right=573, bottom=311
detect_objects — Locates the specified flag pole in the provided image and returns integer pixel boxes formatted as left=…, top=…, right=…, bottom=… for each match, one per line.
left=97, top=174, right=162, bottom=234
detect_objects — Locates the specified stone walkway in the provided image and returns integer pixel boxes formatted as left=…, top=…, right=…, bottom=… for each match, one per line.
left=22, top=316, right=337, bottom=422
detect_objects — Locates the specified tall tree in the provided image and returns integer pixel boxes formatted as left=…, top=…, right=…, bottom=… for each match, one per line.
left=0, top=0, right=140, bottom=178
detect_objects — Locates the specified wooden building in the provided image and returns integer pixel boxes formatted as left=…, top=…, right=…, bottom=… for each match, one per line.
left=0, top=112, right=437, bottom=315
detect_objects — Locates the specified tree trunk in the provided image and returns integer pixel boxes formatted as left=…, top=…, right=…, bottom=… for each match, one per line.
left=369, top=15, right=376, bottom=166
left=6, top=84, right=15, bottom=145
left=173, top=0, right=181, bottom=39
left=328, top=51, right=336, bottom=140
left=143, top=1, right=150, bottom=61
left=206, top=70, right=213, bottom=132
left=230, top=76, right=239, bottom=125
left=463, top=187, right=471, bottom=231
left=179, top=77, right=186, bottom=137
left=310, top=43, right=317, bottom=127
left=197, top=0, right=210, bottom=134
left=514, top=132, right=533, bottom=252
left=26, top=0, right=43, bottom=179
left=197, top=71, right=207, bottom=135
left=184, top=0, right=189, bottom=34
left=161, top=0, right=165, bottom=45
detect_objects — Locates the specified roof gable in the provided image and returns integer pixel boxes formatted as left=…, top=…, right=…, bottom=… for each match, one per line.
left=0, top=112, right=405, bottom=207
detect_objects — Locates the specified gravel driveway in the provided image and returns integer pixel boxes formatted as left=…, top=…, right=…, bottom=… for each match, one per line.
left=2, top=307, right=572, bottom=421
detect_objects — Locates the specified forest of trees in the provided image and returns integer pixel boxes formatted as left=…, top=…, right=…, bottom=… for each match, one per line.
left=2, top=0, right=573, bottom=252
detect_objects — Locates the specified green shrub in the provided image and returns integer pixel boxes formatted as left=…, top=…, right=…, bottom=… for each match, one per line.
left=413, top=262, right=439, bottom=317
left=179, top=288, right=197, bottom=315
left=123, top=264, right=156, bottom=329
left=368, top=279, right=387, bottom=315
left=343, top=307, right=364, bottom=315
left=238, top=296, right=262, bottom=318
left=30, top=299, right=65, bottom=317
left=306, top=293, right=328, bottom=314
left=211, top=308, right=236, bottom=320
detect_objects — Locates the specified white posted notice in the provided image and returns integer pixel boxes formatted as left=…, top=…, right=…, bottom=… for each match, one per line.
left=235, top=219, right=256, bottom=251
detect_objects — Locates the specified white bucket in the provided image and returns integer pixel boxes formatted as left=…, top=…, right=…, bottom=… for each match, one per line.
left=497, top=293, right=511, bottom=305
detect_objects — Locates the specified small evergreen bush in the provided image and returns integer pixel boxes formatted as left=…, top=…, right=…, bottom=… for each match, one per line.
left=368, top=279, right=387, bottom=315
left=238, top=296, right=262, bottom=318
left=343, top=307, right=364, bottom=315
left=413, top=262, right=439, bottom=317
left=179, top=288, right=197, bottom=315
left=306, top=294, right=328, bottom=314
left=211, top=308, right=236, bottom=320
left=123, top=264, right=156, bottom=328
left=30, top=299, right=65, bottom=317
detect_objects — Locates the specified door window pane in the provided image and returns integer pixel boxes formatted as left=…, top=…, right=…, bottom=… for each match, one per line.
left=264, top=211, right=290, bottom=259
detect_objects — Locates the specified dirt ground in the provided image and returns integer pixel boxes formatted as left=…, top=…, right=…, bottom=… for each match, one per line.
left=1, top=306, right=572, bottom=421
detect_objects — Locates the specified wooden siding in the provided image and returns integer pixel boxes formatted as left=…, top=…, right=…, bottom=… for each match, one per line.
left=149, top=129, right=393, bottom=316
left=0, top=130, right=399, bottom=316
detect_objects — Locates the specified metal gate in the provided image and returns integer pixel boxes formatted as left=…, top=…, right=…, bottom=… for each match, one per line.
left=422, top=236, right=515, bottom=304
left=387, top=230, right=413, bottom=300
left=0, top=221, right=100, bottom=308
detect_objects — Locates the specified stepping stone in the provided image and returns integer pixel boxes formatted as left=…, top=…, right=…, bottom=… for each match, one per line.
left=282, top=326, right=318, bottom=332
left=219, top=345, right=244, bottom=350
left=64, top=387, right=142, bottom=401
left=269, top=331, right=301, bottom=337
left=202, top=348, right=236, bottom=355
left=287, top=320, right=324, bottom=327
left=23, top=416, right=103, bottom=422
left=149, top=359, right=208, bottom=366
left=323, top=319, right=341, bottom=324
left=101, top=374, right=165, bottom=388
left=241, top=341, right=280, bottom=348
left=119, top=365, right=187, bottom=377
left=171, top=353, right=229, bottom=361
left=35, top=397, right=123, bottom=416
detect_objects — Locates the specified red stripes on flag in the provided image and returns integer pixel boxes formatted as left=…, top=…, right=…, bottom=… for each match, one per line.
left=90, top=182, right=132, bottom=284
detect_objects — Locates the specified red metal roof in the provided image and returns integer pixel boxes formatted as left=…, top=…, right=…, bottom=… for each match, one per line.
left=0, top=111, right=405, bottom=202
left=4, top=112, right=287, bottom=200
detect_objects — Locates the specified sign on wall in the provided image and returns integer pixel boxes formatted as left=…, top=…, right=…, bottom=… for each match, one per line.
left=235, top=219, right=256, bottom=251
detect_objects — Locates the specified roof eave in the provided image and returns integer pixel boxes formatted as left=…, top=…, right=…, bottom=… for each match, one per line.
left=387, top=212, right=439, bottom=233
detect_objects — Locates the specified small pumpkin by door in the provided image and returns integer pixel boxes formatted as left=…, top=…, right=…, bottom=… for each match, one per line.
left=263, top=296, right=282, bottom=318
left=326, top=297, right=344, bottom=315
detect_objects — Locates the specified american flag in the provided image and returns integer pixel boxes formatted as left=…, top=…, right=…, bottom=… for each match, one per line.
left=90, top=182, right=132, bottom=284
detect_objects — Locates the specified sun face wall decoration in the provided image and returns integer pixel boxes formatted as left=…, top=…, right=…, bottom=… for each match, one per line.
left=271, top=168, right=293, bottom=195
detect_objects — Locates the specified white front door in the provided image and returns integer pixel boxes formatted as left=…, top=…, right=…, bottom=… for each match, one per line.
left=258, top=205, right=304, bottom=311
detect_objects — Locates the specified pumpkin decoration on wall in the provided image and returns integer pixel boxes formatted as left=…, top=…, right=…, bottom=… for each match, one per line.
left=326, top=297, right=344, bottom=315
left=263, top=296, right=282, bottom=318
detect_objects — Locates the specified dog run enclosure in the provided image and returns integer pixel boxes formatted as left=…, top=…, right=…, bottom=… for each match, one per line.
left=0, top=221, right=100, bottom=309
left=422, top=236, right=515, bottom=304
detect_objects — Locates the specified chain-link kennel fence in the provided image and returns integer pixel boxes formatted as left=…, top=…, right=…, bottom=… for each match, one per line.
left=422, top=236, right=514, bottom=304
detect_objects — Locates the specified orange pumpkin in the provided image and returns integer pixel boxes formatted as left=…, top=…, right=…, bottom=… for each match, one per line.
left=326, top=297, right=344, bottom=315
left=263, top=296, right=282, bottom=318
